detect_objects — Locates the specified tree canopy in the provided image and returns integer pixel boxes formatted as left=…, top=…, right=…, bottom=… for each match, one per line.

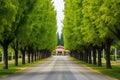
left=63, top=0, right=120, bottom=69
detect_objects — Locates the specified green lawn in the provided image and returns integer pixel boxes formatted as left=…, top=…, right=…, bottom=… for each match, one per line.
left=70, top=57, right=120, bottom=80
left=0, top=58, right=50, bottom=78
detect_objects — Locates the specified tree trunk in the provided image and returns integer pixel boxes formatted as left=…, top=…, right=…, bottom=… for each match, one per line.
left=83, top=54, right=86, bottom=62
left=14, top=40, right=18, bottom=66
left=14, top=49, right=18, bottom=66
left=41, top=50, right=43, bottom=59
left=81, top=53, right=84, bottom=61
left=39, top=52, right=41, bottom=60
left=43, top=50, right=46, bottom=58
left=93, top=48, right=97, bottom=65
left=85, top=52, right=88, bottom=63
left=31, top=52, right=34, bottom=63
left=34, top=51, right=37, bottom=61
left=98, top=48, right=102, bottom=67
left=22, top=51, right=25, bottom=64
left=3, top=43, right=9, bottom=69
left=28, top=51, right=30, bottom=63
left=88, top=50, right=92, bottom=64
left=37, top=51, right=39, bottom=60
left=21, top=48, right=26, bottom=64
left=105, top=41, right=112, bottom=69
left=28, top=46, right=32, bottom=63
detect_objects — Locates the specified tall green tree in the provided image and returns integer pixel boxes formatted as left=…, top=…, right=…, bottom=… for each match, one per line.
left=0, top=0, right=19, bottom=69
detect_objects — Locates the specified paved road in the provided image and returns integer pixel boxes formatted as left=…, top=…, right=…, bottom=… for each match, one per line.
left=0, top=56, right=113, bottom=80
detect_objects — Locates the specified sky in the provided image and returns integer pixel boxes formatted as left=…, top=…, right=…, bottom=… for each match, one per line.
left=52, top=0, right=64, bottom=35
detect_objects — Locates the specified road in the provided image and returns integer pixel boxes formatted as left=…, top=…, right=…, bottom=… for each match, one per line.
left=0, top=56, right=113, bottom=80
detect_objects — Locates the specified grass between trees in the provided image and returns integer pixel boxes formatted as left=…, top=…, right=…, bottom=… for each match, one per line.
left=70, top=56, right=120, bottom=80
left=0, top=57, right=50, bottom=78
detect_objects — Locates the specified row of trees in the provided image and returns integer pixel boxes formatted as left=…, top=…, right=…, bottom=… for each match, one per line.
left=63, top=0, right=120, bottom=69
left=0, top=0, right=57, bottom=69
left=57, top=32, right=64, bottom=46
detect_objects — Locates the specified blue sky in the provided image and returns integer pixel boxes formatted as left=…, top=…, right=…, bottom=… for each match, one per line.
left=52, top=0, right=64, bottom=35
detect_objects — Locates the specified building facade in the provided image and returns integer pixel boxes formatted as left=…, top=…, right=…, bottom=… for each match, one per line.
left=54, top=45, right=69, bottom=56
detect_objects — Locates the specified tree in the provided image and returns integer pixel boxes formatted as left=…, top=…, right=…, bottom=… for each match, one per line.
left=0, top=0, right=19, bottom=69
left=57, top=32, right=64, bottom=46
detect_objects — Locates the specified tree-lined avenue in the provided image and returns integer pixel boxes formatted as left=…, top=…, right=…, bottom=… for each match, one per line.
left=1, top=56, right=113, bottom=80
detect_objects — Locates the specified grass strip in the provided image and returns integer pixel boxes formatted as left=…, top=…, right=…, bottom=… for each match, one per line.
left=69, top=56, right=120, bottom=80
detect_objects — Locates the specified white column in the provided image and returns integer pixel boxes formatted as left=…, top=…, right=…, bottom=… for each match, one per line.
left=115, top=48, right=117, bottom=61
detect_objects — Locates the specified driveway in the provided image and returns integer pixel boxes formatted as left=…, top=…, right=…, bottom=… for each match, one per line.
left=0, top=56, right=113, bottom=80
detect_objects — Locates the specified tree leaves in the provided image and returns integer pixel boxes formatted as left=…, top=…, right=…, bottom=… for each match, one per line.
left=64, top=0, right=120, bottom=50
left=0, top=0, right=57, bottom=51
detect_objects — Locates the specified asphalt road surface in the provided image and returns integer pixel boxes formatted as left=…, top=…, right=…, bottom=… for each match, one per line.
left=0, top=56, right=113, bottom=80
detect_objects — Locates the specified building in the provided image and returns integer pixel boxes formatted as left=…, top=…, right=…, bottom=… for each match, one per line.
left=54, top=45, right=70, bottom=56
